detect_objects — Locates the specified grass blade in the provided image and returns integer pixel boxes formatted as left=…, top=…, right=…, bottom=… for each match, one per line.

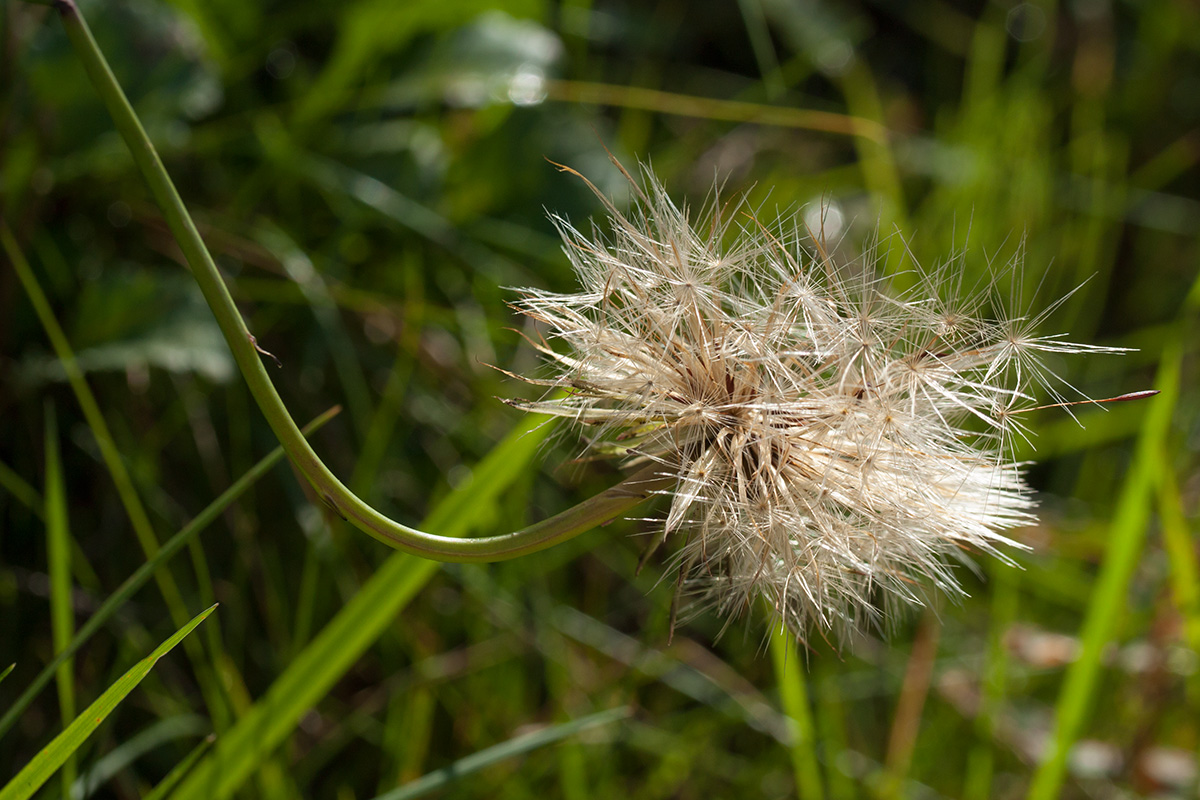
left=769, top=627, right=825, bottom=800
left=44, top=405, right=78, bottom=798
left=0, top=458, right=43, bottom=518
left=370, top=706, right=632, bottom=800
left=812, top=662, right=855, bottom=800
left=140, top=734, right=216, bottom=800
left=1026, top=339, right=1182, bottom=799
left=253, top=222, right=374, bottom=441
left=69, top=715, right=207, bottom=799
left=170, top=412, right=553, bottom=800
left=1, top=223, right=192, bottom=621
left=0, top=408, right=340, bottom=742
left=1157, top=463, right=1200, bottom=650
left=0, top=605, right=216, bottom=800
left=543, top=81, right=887, bottom=141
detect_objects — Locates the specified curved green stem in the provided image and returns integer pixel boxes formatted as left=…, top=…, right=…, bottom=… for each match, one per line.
left=50, top=0, right=666, bottom=561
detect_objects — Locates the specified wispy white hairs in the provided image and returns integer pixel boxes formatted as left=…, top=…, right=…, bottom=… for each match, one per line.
left=511, top=162, right=1124, bottom=641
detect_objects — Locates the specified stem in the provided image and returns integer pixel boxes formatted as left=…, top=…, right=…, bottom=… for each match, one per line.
left=49, top=0, right=666, bottom=561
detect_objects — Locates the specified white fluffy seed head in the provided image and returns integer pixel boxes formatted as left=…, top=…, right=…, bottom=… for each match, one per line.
left=510, top=162, right=1124, bottom=642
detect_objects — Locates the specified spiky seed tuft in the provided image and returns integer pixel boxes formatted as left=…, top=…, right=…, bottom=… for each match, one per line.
left=510, top=163, right=1125, bottom=642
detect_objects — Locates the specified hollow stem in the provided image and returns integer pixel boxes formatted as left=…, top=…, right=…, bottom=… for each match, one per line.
left=48, top=0, right=666, bottom=561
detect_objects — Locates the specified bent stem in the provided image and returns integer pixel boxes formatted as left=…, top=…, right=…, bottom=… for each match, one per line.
left=49, top=0, right=667, bottom=561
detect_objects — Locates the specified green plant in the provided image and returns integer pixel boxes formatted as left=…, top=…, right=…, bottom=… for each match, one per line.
left=4, top=2, right=1197, bottom=799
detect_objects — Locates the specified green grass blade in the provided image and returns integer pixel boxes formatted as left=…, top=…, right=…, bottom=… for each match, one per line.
left=44, top=405, right=78, bottom=798
left=1026, top=341, right=1181, bottom=800
left=812, top=663, right=854, bottom=800
left=370, top=706, right=632, bottom=800
left=0, top=664, right=13, bottom=686
left=1157, top=462, right=1200, bottom=650
left=140, top=734, right=216, bottom=800
left=253, top=222, right=375, bottom=442
left=0, top=408, right=339, bottom=743
left=0, top=605, right=216, bottom=800
left=839, top=62, right=905, bottom=221
left=769, top=627, right=825, bottom=800
left=0, top=458, right=43, bottom=518
left=170, top=412, right=552, bottom=800
left=1, top=223, right=190, bottom=617
left=0, top=217, right=237, bottom=732
left=69, top=715, right=207, bottom=799
left=735, top=0, right=784, bottom=100
left=350, top=346, right=417, bottom=497
left=173, top=551, right=439, bottom=798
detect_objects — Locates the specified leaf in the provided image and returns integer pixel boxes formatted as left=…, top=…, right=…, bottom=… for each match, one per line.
left=370, top=707, right=631, bottom=800
left=0, top=605, right=216, bottom=800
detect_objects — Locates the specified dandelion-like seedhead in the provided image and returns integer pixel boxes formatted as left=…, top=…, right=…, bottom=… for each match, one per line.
left=511, top=162, right=1122, bottom=642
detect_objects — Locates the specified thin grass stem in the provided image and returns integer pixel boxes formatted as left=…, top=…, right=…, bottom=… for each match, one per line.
left=0, top=408, right=339, bottom=742
left=768, top=626, right=825, bottom=800
left=42, top=0, right=664, bottom=562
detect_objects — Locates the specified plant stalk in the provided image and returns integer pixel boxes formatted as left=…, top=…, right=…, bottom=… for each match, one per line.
left=49, top=0, right=666, bottom=561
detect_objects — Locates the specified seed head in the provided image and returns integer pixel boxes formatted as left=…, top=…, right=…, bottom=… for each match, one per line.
left=511, top=162, right=1123, bottom=642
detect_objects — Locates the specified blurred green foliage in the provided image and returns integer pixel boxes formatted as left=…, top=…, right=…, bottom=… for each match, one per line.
left=1, top=0, right=1198, bottom=798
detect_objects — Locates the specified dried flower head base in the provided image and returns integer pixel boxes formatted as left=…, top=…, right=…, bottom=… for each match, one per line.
left=511, top=159, right=1131, bottom=642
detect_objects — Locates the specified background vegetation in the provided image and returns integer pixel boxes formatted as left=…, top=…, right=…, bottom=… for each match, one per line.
left=2, top=0, right=1198, bottom=797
